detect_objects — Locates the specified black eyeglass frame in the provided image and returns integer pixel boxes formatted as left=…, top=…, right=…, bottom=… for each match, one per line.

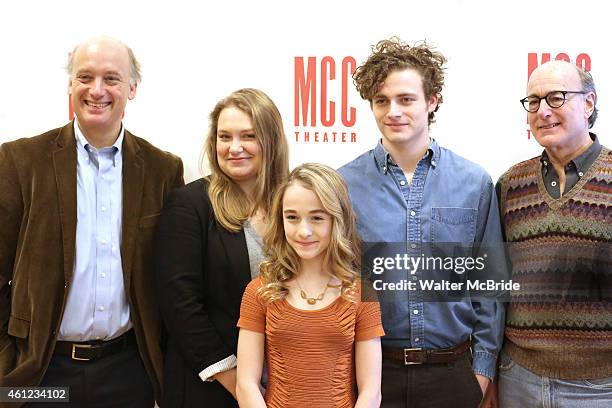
left=520, top=90, right=588, bottom=113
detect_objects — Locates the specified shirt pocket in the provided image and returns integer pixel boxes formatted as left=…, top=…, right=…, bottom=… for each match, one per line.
left=431, top=207, right=477, bottom=244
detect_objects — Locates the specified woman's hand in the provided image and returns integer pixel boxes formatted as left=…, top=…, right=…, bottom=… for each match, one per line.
left=213, top=368, right=237, bottom=399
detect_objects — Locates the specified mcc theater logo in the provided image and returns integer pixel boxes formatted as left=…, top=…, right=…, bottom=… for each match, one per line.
left=294, top=56, right=358, bottom=144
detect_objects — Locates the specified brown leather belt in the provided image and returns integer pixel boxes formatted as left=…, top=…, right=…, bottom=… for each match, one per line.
left=54, top=330, right=136, bottom=362
left=382, top=339, right=472, bottom=365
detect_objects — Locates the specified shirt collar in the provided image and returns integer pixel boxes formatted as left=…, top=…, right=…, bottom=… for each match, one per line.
left=373, top=138, right=439, bottom=174
left=540, top=132, right=601, bottom=173
left=73, top=118, right=124, bottom=156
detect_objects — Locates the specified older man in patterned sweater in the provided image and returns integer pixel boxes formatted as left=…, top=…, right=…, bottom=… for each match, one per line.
left=495, top=60, right=611, bottom=407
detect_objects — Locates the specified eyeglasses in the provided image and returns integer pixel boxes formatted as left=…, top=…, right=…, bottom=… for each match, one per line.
left=520, top=90, right=587, bottom=113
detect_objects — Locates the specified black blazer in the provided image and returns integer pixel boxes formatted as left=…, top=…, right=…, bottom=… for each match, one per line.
left=155, top=178, right=251, bottom=407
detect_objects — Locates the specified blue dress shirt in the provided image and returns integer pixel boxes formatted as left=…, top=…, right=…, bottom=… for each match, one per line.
left=58, top=120, right=131, bottom=341
left=338, top=139, right=507, bottom=379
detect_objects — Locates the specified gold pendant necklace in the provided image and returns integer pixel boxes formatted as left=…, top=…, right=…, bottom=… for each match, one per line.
left=296, top=277, right=333, bottom=305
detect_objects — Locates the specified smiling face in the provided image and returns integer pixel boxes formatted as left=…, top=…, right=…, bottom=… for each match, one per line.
left=69, top=38, right=136, bottom=142
left=282, top=183, right=332, bottom=266
left=372, top=68, right=438, bottom=150
left=216, top=106, right=262, bottom=194
left=527, top=61, right=595, bottom=153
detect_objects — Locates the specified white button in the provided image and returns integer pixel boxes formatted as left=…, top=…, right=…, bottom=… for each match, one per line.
left=101, top=206, right=106, bottom=212
left=413, top=310, right=419, bottom=315
left=410, top=211, right=416, bottom=216
left=101, top=273, right=106, bottom=278
left=431, top=160, right=436, bottom=166
left=578, top=171, right=584, bottom=177
left=400, top=180, right=406, bottom=186
left=551, top=181, right=557, bottom=187
left=414, top=337, right=420, bottom=342
left=99, top=306, right=105, bottom=311
left=410, top=243, right=417, bottom=249
left=101, top=239, right=107, bottom=245
left=412, top=275, right=417, bottom=281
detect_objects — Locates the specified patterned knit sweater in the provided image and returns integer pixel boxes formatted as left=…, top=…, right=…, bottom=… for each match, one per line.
left=498, top=147, right=612, bottom=379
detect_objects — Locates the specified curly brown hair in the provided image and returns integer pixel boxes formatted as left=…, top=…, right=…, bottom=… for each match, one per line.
left=353, top=37, right=447, bottom=125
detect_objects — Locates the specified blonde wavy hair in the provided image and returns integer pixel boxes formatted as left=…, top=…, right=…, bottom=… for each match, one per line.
left=259, top=163, right=361, bottom=302
left=202, top=88, right=289, bottom=232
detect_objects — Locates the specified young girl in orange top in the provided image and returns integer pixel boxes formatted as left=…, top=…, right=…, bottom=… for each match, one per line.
left=236, top=163, right=384, bottom=408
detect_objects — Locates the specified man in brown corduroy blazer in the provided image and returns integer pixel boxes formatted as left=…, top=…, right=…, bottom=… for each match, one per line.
left=0, top=36, right=183, bottom=407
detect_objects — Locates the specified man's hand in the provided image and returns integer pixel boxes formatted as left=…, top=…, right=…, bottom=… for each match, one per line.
left=475, top=374, right=490, bottom=399
left=479, top=378, right=498, bottom=408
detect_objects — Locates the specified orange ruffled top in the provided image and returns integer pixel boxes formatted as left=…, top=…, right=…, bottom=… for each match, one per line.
left=238, top=277, right=384, bottom=408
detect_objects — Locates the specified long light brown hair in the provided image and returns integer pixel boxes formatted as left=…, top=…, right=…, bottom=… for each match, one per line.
left=259, top=163, right=361, bottom=302
left=202, top=88, right=289, bottom=232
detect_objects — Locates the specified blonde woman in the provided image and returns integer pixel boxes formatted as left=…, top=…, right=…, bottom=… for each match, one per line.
left=236, top=163, right=384, bottom=408
left=155, top=89, right=289, bottom=407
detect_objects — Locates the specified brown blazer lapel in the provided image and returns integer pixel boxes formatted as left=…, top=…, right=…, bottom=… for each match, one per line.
left=52, top=123, right=77, bottom=283
left=120, top=130, right=144, bottom=293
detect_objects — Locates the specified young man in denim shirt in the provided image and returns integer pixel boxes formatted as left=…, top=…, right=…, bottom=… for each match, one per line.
left=338, top=38, right=506, bottom=408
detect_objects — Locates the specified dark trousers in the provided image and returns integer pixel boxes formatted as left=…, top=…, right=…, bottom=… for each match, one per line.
left=381, top=353, right=483, bottom=408
left=26, top=337, right=153, bottom=408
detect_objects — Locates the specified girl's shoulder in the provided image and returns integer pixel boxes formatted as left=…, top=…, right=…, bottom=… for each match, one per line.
left=245, top=276, right=280, bottom=308
left=245, top=276, right=265, bottom=298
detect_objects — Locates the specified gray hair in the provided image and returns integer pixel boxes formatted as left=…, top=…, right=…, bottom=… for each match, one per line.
left=65, top=39, right=142, bottom=85
left=576, top=65, right=597, bottom=128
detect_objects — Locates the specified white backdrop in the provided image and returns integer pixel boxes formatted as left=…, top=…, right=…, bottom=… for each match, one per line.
left=1, top=0, right=609, bottom=182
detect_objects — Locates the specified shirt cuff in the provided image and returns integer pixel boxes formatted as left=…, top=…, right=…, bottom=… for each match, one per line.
left=198, top=354, right=237, bottom=382
left=472, top=351, right=497, bottom=380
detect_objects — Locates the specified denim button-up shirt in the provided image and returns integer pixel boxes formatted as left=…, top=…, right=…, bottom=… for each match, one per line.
left=338, top=140, right=506, bottom=379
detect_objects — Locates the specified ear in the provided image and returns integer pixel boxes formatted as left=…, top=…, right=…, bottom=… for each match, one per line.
left=427, top=94, right=439, bottom=113
left=584, top=91, right=595, bottom=119
left=128, top=82, right=138, bottom=100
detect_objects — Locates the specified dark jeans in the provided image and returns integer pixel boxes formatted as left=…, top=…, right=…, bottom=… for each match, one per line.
left=26, top=338, right=154, bottom=408
left=381, top=352, right=483, bottom=408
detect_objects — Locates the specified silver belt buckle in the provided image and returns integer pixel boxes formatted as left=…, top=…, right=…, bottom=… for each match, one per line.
left=71, top=344, right=92, bottom=361
left=403, top=347, right=423, bottom=365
